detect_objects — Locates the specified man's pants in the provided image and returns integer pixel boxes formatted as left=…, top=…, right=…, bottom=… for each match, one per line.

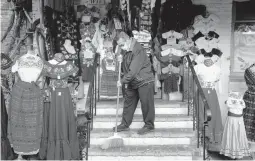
left=121, top=82, right=155, bottom=128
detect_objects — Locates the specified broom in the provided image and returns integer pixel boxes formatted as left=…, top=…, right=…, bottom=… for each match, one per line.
left=100, top=46, right=124, bottom=150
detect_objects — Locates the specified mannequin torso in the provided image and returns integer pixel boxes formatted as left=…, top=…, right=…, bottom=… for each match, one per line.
left=12, top=51, right=43, bottom=83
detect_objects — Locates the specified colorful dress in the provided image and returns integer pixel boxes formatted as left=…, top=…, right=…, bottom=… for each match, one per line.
left=220, top=92, right=250, bottom=159
left=39, top=61, right=80, bottom=160
left=8, top=52, right=44, bottom=155
left=243, top=64, right=255, bottom=143
left=194, top=63, right=223, bottom=151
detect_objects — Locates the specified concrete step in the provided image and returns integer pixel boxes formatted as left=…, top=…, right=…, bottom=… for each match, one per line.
left=93, top=119, right=193, bottom=129
left=96, top=99, right=187, bottom=109
left=89, top=145, right=192, bottom=160
left=96, top=107, right=188, bottom=116
left=90, top=128, right=193, bottom=146
left=93, top=115, right=192, bottom=122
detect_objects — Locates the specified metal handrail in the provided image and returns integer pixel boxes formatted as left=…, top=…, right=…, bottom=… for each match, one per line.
left=78, top=53, right=99, bottom=161
left=185, top=54, right=212, bottom=160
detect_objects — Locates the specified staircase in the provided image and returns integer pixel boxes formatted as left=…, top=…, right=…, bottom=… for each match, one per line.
left=88, top=99, right=196, bottom=161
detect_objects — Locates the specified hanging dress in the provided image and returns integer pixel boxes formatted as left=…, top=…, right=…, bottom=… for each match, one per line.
left=8, top=52, right=44, bottom=155
left=39, top=61, right=80, bottom=160
left=194, top=63, right=223, bottom=152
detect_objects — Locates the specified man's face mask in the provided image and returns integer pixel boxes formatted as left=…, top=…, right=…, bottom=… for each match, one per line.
left=117, top=38, right=129, bottom=51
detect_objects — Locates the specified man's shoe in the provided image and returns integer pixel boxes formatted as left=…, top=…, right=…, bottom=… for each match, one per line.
left=113, top=124, right=130, bottom=132
left=137, top=126, right=154, bottom=135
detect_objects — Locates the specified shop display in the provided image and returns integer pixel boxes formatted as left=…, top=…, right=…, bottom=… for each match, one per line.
left=8, top=50, right=44, bottom=155
left=39, top=53, right=80, bottom=160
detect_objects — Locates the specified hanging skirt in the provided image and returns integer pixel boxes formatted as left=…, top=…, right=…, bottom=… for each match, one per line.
left=39, top=87, right=80, bottom=160
left=81, top=61, right=94, bottom=82
left=1, top=89, right=15, bottom=160
left=8, top=80, right=44, bottom=155
left=195, top=88, right=223, bottom=151
left=220, top=113, right=250, bottom=159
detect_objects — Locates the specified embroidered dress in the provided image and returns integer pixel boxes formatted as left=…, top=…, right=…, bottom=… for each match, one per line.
left=79, top=22, right=97, bottom=82
left=243, top=64, right=255, bottom=142
left=194, top=63, right=223, bottom=152
left=8, top=53, right=44, bottom=155
left=220, top=92, right=250, bottom=159
left=39, top=61, right=80, bottom=160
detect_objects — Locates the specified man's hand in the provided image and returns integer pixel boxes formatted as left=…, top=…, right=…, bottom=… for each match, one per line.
left=117, top=80, right=122, bottom=88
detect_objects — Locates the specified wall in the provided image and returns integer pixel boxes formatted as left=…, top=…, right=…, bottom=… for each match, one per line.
left=192, top=0, right=233, bottom=123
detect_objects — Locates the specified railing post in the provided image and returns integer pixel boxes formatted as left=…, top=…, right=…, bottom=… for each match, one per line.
left=197, top=89, right=200, bottom=148
left=192, top=75, right=195, bottom=131
left=203, top=104, right=207, bottom=161
left=182, top=60, right=185, bottom=102
left=97, top=57, right=100, bottom=102
left=187, top=63, right=190, bottom=116
left=94, top=69, right=97, bottom=116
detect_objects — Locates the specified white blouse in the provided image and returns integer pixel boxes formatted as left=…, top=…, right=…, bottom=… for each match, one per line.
left=193, top=14, right=220, bottom=35
left=12, top=53, right=44, bottom=83
left=226, top=98, right=245, bottom=115
left=195, top=37, right=219, bottom=52
left=194, top=63, right=221, bottom=83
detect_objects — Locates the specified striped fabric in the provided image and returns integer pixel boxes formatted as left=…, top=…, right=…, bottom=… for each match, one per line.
left=243, top=64, right=255, bottom=142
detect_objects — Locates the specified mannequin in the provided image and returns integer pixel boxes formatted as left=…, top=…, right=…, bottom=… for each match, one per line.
left=8, top=47, right=44, bottom=158
left=39, top=53, right=80, bottom=160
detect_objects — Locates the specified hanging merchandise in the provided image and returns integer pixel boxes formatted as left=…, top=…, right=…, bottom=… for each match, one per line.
left=191, top=11, right=222, bottom=64
left=8, top=50, right=44, bottom=155
left=193, top=12, right=220, bottom=35
left=160, top=0, right=200, bottom=33
left=44, top=0, right=74, bottom=13
left=194, top=58, right=224, bottom=152
left=140, top=0, right=152, bottom=32
left=39, top=53, right=80, bottom=160
left=54, top=11, right=80, bottom=67
left=96, top=18, right=122, bottom=99
left=78, top=7, right=98, bottom=82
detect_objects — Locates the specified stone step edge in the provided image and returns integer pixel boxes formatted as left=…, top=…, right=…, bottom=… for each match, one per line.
left=90, top=128, right=195, bottom=138
left=90, top=137, right=191, bottom=146
left=88, top=145, right=193, bottom=157
left=93, top=115, right=193, bottom=122
left=87, top=156, right=192, bottom=161
left=96, top=102, right=188, bottom=109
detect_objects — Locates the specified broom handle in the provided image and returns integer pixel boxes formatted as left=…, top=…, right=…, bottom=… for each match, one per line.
left=115, top=60, right=122, bottom=133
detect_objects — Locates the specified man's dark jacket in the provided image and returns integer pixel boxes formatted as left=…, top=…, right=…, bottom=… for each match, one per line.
left=121, top=40, right=154, bottom=89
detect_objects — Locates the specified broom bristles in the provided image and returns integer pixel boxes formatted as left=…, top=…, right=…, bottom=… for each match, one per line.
left=100, top=133, right=124, bottom=150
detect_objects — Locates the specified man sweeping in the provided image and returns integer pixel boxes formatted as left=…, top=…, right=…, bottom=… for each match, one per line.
left=115, top=31, right=155, bottom=135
